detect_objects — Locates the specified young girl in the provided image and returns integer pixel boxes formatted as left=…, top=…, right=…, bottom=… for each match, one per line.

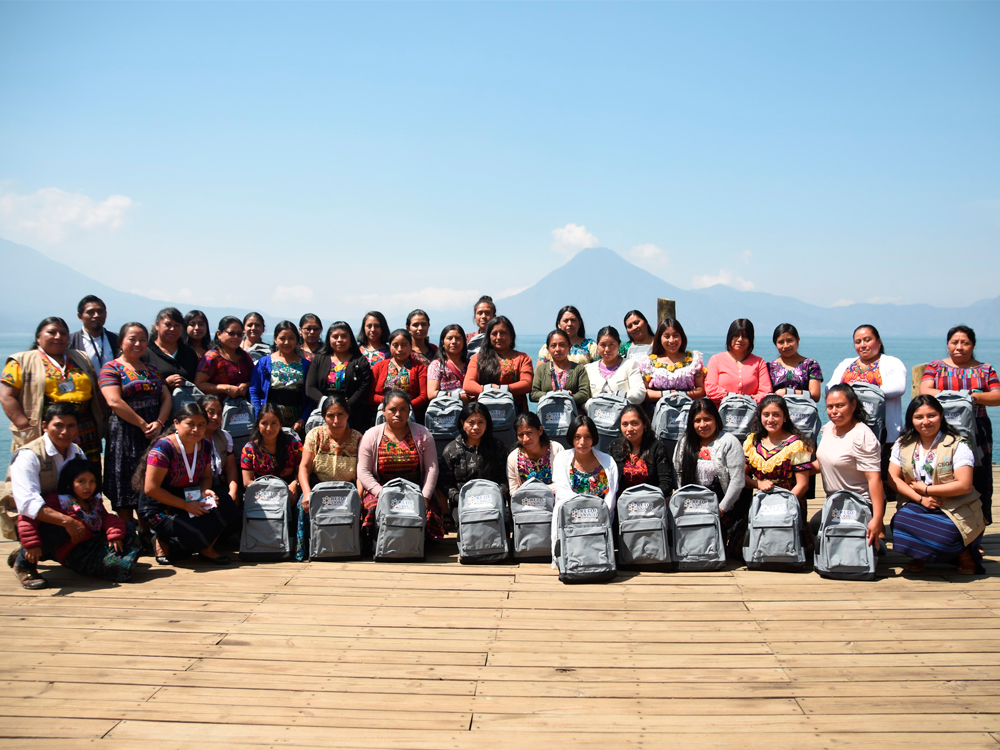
left=18, top=459, right=141, bottom=583
left=506, top=412, right=565, bottom=491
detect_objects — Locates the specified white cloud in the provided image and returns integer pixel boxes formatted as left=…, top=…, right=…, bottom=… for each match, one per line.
left=551, top=223, right=599, bottom=255
left=631, top=243, right=666, bottom=262
left=739, top=249, right=753, bottom=263
left=867, top=296, right=902, bottom=305
left=0, top=187, right=135, bottom=243
left=691, top=269, right=755, bottom=292
left=496, top=284, right=529, bottom=299
left=131, top=287, right=199, bottom=304
left=831, top=299, right=854, bottom=308
left=272, top=285, right=317, bottom=306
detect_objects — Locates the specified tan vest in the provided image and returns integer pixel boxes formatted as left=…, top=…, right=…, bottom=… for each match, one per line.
left=898, top=435, right=985, bottom=546
left=0, top=436, right=61, bottom=541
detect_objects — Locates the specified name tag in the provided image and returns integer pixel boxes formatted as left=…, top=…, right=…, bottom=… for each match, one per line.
left=184, top=488, right=202, bottom=502
left=58, top=379, right=76, bottom=394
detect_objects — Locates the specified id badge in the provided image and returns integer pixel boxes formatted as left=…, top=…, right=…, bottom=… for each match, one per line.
left=184, top=488, right=202, bottom=502
left=58, top=379, right=76, bottom=394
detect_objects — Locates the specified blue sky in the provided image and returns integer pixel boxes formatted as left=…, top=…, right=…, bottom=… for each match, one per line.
left=0, top=1, right=997, bottom=320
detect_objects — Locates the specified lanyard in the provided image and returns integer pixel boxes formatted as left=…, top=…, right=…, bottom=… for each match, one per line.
left=86, top=332, right=108, bottom=367
left=41, top=351, right=69, bottom=379
left=174, top=434, right=199, bottom=485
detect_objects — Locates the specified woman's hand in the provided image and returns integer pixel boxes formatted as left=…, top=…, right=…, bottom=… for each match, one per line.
left=203, top=489, right=218, bottom=503
left=302, top=493, right=311, bottom=513
left=112, top=540, right=124, bottom=553
left=142, top=420, right=161, bottom=440
left=866, top=518, right=884, bottom=546
left=186, top=500, right=209, bottom=517
left=922, top=495, right=942, bottom=510
left=23, top=547, right=41, bottom=564
left=757, top=479, right=774, bottom=492
left=775, top=388, right=786, bottom=396
left=293, top=420, right=305, bottom=434
left=165, top=374, right=185, bottom=388
left=235, top=383, right=249, bottom=398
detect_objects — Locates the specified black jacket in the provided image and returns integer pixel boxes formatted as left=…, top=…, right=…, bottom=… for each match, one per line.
left=609, top=435, right=676, bottom=499
left=144, top=340, right=200, bottom=383
left=305, top=353, right=373, bottom=430
left=439, top=435, right=508, bottom=509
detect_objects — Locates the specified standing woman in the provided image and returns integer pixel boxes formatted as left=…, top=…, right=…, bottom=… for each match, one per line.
left=743, top=395, right=813, bottom=504
left=920, top=325, right=1000, bottom=524
left=704, top=319, right=772, bottom=405
left=249, top=320, right=312, bottom=433
left=621, top=310, right=656, bottom=360
left=506, top=413, right=565, bottom=491
left=439, top=402, right=509, bottom=521
left=464, top=316, right=534, bottom=413
left=537, top=305, right=598, bottom=365
left=407, top=310, right=438, bottom=366
left=585, top=326, right=645, bottom=406
left=531, top=329, right=591, bottom=408
left=298, top=314, right=324, bottom=362
left=358, top=311, right=390, bottom=365
left=552, top=415, right=619, bottom=508
left=370, top=329, right=429, bottom=419
left=99, top=323, right=172, bottom=528
left=814, top=384, right=885, bottom=544
left=145, top=308, right=200, bottom=387
left=304, top=321, right=373, bottom=431
left=1, top=317, right=104, bottom=468
left=183, top=310, right=212, bottom=361
left=637, top=318, right=706, bottom=404
left=768, top=323, right=823, bottom=401
left=241, top=312, right=270, bottom=363
left=194, top=317, right=254, bottom=400
left=357, top=390, right=441, bottom=540
left=889, top=395, right=984, bottom=574
left=428, top=325, right=470, bottom=401
left=673, top=398, right=746, bottom=548
left=200, top=395, right=239, bottom=504
left=240, top=404, right=302, bottom=494
left=609, top=405, right=675, bottom=498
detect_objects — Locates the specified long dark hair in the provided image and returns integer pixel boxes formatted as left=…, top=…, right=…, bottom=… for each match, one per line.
left=826, top=383, right=869, bottom=426
left=358, top=311, right=390, bottom=348
left=853, top=324, right=885, bottom=355
left=610, top=405, right=654, bottom=465
left=183, top=310, right=212, bottom=351
left=476, top=316, right=517, bottom=385
left=248, top=404, right=293, bottom=475
left=151, top=307, right=184, bottom=344
left=57, top=458, right=100, bottom=499
left=31, top=316, right=69, bottom=350
left=726, top=318, right=755, bottom=355
left=131, top=402, right=208, bottom=492
left=271, top=320, right=301, bottom=353
left=514, top=412, right=550, bottom=448
left=679, top=398, right=722, bottom=486
left=897, top=395, right=960, bottom=449
left=651, top=317, right=689, bottom=357
left=555, top=305, right=586, bottom=339
left=456, top=402, right=506, bottom=480
left=748, top=394, right=802, bottom=448
left=623, top=310, right=652, bottom=344
left=436, top=324, right=469, bottom=367
left=567, top=414, right=600, bottom=448
left=319, top=321, right=361, bottom=359
left=772, top=323, right=800, bottom=345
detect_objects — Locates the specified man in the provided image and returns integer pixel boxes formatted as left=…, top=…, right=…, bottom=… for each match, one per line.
left=1, top=404, right=91, bottom=589
left=69, top=295, right=118, bottom=372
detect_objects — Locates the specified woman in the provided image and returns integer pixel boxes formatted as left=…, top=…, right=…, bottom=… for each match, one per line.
left=358, top=311, right=390, bottom=365
left=621, top=310, right=656, bottom=360
left=467, top=296, right=496, bottom=346
left=99, top=322, right=172, bottom=528
left=815, top=384, right=885, bottom=545
left=584, top=326, right=645, bottom=406
left=506, top=413, right=565, bottom=491
left=537, top=305, right=598, bottom=365
left=704, top=319, right=772, bottom=405
left=920, top=325, right=1000, bottom=524
left=673, top=398, right=746, bottom=547
left=183, top=310, right=212, bottom=360
left=304, top=321, right=373, bottom=431
left=370, top=329, right=429, bottom=419
left=637, top=318, right=707, bottom=403
left=530, top=329, right=591, bottom=408
left=439, top=402, right=508, bottom=521
left=194, top=316, right=254, bottom=399
left=1, top=317, right=104, bottom=467
left=889, top=395, right=984, bottom=574
left=200, top=394, right=239, bottom=504
left=464, top=316, right=534, bottom=413
left=249, top=320, right=312, bottom=432
left=768, top=323, right=822, bottom=401
left=145, top=308, right=200, bottom=387
left=241, top=404, right=302, bottom=496
left=609, top=405, right=674, bottom=498
left=298, top=394, right=364, bottom=561
left=743, top=395, right=813, bottom=503
left=407, top=309, right=438, bottom=366
left=241, top=312, right=271, bottom=363
left=553, top=415, right=619, bottom=508
left=139, top=402, right=238, bottom=564
left=428, top=324, right=470, bottom=401
left=298, top=314, right=324, bottom=362
left=357, top=390, right=441, bottom=540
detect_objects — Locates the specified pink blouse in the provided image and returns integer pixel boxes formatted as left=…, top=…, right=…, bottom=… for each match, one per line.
left=704, top=352, right=772, bottom=405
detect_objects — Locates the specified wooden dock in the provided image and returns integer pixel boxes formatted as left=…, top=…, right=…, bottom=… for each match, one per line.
left=2, top=472, right=1000, bottom=749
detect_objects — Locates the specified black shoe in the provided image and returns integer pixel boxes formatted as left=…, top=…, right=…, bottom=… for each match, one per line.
left=7, top=547, right=21, bottom=568
left=155, top=555, right=172, bottom=565
left=13, top=564, right=47, bottom=590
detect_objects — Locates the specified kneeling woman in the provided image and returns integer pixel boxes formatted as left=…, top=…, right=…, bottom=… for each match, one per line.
left=553, top=415, right=619, bottom=508
left=673, top=398, right=746, bottom=548
left=889, top=395, right=984, bottom=574
left=357, top=390, right=441, bottom=540
left=506, top=413, right=565, bottom=491
left=439, top=402, right=508, bottom=522
left=609, top=405, right=675, bottom=498
left=240, top=404, right=303, bottom=493
left=743, top=395, right=813, bottom=504
left=140, top=402, right=239, bottom=564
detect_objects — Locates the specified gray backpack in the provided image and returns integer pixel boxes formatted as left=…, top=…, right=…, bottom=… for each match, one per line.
left=374, top=402, right=416, bottom=426
left=783, top=393, right=821, bottom=449
left=303, top=396, right=329, bottom=436
left=478, top=384, right=517, bottom=432
left=424, top=392, right=464, bottom=441
left=374, top=478, right=426, bottom=561
left=814, top=490, right=875, bottom=580
left=850, top=383, right=886, bottom=442
left=616, top=484, right=670, bottom=566
left=222, top=398, right=255, bottom=439
left=308, top=481, right=361, bottom=560
left=651, top=392, right=693, bottom=442
left=171, top=380, right=205, bottom=417
left=667, top=484, right=726, bottom=571
left=718, top=394, right=756, bottom=441
left=537, top=390, right=578, bottom=440
left=938, top=390, right=980, bottom=462
left=466, top=333, right=485, bottom=356
left=240, top=475, right=292, bottom=561
left=743, top=488, right=807, bottom=571
left=586, top=391, right=629, bottom=452
left=553, top=494, right=616, bottom=584
left=456, top=479, right=510, bottom=564
left=510, top=478, right=554, bottom=560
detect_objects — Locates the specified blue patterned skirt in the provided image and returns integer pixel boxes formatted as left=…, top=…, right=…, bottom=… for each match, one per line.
left=891, top=502, right=972, bottom=563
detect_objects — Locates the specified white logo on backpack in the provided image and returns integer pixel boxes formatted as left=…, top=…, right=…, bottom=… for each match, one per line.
left=464, top=495, right=494, bottom=508
left=626, top=501, right=653, bottom=515
left=390, top=497, right=416, bottom=512
left=833, top=508, right=859, bottom=523
left=321, top=496, right=349, bottom=511
left=571, top=507, right=599, bottom=522
left=683, top=498, right=711, bottom=513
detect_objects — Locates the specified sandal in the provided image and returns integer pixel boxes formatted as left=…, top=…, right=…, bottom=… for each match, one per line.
left=13, top=564, right=48, bottom=590
left=904, top=559, right=926, bottom=573
left=957, top=550, right=976, bottom=575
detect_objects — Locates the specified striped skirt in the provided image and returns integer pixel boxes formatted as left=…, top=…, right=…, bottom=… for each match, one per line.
left=891, top=502, right=969, bottom=563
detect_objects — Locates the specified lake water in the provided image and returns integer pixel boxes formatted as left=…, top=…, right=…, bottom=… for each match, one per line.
left=3, top=331, right=999, bottom=473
